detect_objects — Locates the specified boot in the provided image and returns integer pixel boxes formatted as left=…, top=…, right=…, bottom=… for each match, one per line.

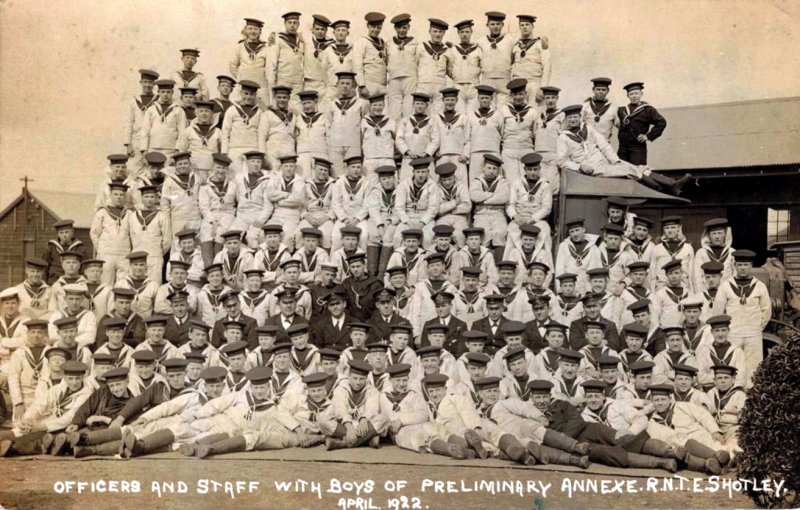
left=492, top=245, right=505, bottom=265
left=714, top=449, right=731, bottom=467
left=180, top=432, right=229, bottom=456
left=367, top=246, right=381, bottom=277
left=82, top=427, right=122, bottom=446
left=638, top=175, right=664, bottom=192
left=0, top=439, right=12, bottom=457
left=41, top=433, right=56, bottom=454
left=684, top=453, right=721, bottom=474
left=123, top=429, right=175, bottom=458
left=430, top=438, right=468, bottom=460
left=8, top=432, right=46, bottom=456
left=642, top=438, right=685, bottom=460
left=526, top=441, right=550, bottom=464
left=200, top=241, right=216, bottom=268
left=649, top=172, right=692, bottom=196
left=540, top=445, right=589, bottom=468
left=325, top=438, right=348, bottom=451
left=377, top=245, right=393, bottom=279
left=627, top=452, right=678, bottom=473
left=196, top=435, right=246, bottom=459
left=464, top=429, right=488, bottom=459
left=684, top=439, right=717, bottom=460
left=448, top=435, right=476, bottom=459
left=74, top=440, right=121, bottom=458
left=50, top=433, right=69, bottom=456
left=498, top=434, right=530, bottom=464
left=543, top=429, right=590, bottom=455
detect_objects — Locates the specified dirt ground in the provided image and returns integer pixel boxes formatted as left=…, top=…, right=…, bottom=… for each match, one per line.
left=0, top=448, right=756, bottom=510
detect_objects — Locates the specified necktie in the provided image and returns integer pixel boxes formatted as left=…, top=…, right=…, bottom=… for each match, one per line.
left=491, top=322, right=497, bottom=335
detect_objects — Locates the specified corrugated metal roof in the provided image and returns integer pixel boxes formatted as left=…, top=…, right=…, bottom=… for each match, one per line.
left=648, top=97, right=800, bottom=170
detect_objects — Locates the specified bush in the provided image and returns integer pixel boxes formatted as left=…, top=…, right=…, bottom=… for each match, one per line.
left=737, top=334, right=800, bottom=508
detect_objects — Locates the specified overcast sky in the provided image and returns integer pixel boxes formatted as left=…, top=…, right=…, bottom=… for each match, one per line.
left=1, top=0, right=798, bottom=208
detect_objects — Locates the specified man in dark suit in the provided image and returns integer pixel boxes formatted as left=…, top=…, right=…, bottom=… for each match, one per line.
left=419, top=291, right=468, bottom=355
left=341, top=253, right=383, bottom=321
left=367, top=287, right=404, bottom=343
left=310, top=288, right=356, bottom=349
left=262, top=289, right=305, bottom=343
left=162, top=290, right=193, bottom=346
left=470, top=294, right=510, bottom=355
left=94, top=288, right=146, bottom=349
left=210, top=291, right=258, bottom=349
left=569, top=293, right=621, bottom=352
left=523, top=295, right=552, bottom=353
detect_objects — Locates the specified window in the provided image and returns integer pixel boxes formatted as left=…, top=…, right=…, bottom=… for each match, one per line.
left=767, top=208, right=791, bottom=246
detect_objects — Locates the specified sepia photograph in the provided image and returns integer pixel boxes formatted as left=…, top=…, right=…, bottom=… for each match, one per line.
left=0, top=1, right=798, bottom=508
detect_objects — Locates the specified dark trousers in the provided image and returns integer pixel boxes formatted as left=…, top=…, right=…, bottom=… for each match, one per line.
left=618, top=144, right=648, bottom=165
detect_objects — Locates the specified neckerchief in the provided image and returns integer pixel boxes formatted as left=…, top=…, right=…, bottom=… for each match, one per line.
left=268, top=106, right=293, bottom=125
left=241, top=289, right=268, bottom=308
left=271, top=372, right=292, bottom=400
left=307, top=179, right=333, bottom=208
left=665, top=285, right=688, bottom=304
left=513, top=375, right=532, bottom=400
left=223, top=251, right=246, bottom=278
left=621, top=350, right=647, bottom=373
left=479, top=402, right=498, bottom=424
left=291, top=346, right=317, bottom=372
left=455, top=43, right=478, bottom=57
left=346, top=386, right=367, bottom=419
left=710, top=343, right=736, bottom=367
left=524, top=178, right=542, bottom=199
left=515, top=37, right=540, bottom=58
left=104, top=206, right=127, bottom=225
left=439, top=182, right=459, bottom=202
left=713, top=385, right=744, bottom=420
left=23, top=346, right=45, bottom=382
left=179, top=70, right=198, bottom=85
left=629, top=238, right=651, bottom=258
left=312, top=37, right=333, bottom=57
left=587, top=98, right=612, bottom=122
left=373, top=372, right=389, bottom=393
left=136, top=94, right=156, bottom=113
left=335, top=96, right=357, bottom=115
left=245, top=391, right=276, bottom=420
left=409, top=115, right=430, bottom=134
left=53, top=386, right=81, bottom=417
left=403, top=249, right=421, bottom=271
left=385, top=390, right=407, bottom=412
left=620, top=101, right=650, bottom=126
left=508, top=104, right=532, bottom=123
left=629, top=285, right=650, bottom=300
left=392, top=36, right=414, bottom=50
left=302, top=112, right=323, bottom=128
left=653, top=404, right=675, bottom=429
left=582, top=346, right=607, bottom=369
left=564, top=125, right=589, bottom=144
left=233, top=102, right=259, bottom=125
left=0, top=315, right=22, bottom=338
left=559, top=377, right=578, bottom=397
left=486, top=33, right=505, bottom=49
left=665, top=350, right=689, bottom=372
left=298, top=249, right=320, bottom=272
left=135, top=209, right=159, bottom=228
left=244, top=40, right=266, bottom=60
left=380, top=187, right=395, bottom=210
left=23, top=282, right=48, bottom=308
left=367, top=36, right=387, bottom=61
left=193, top=123, right=215, bottom=147
left=125, top=276, right=150, bottom=296
left=208, top=178, right=229, bottom=200
left=331, top=43, right=352, bottom=63
left=243, top=172, right=268, bottom=200
left=457, top=289, right=481, bottom=313
left=169, top=173, right=195, bottom=195
left=307, top=397, right=332, bottom=422
left=474, top=108, right=495, bottom=126
left=662, top=239, right=687, bottom=258
left=281, top=175, right=296, bottom=194
left=567, top=238, right=592, bottom=267
left=479, top=176, right=500, bottom=193
left=729, top=278, right=756, bottom=305
left=344, top=177, right=365, bottom=200
left=423, top=41, right=447, bottom=60
left=365, top=115, right=390, bottom=135
left=439, top=111, right=460, bottom=129
left=539, top=108, right=561, bottom=129
left=600, top=247, right=621, bottom=270
left=584, top=400, right=612, bottom=426
left=278, top=32, right=301, bottom=52
left=155, top=102, right=177, bottom=123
